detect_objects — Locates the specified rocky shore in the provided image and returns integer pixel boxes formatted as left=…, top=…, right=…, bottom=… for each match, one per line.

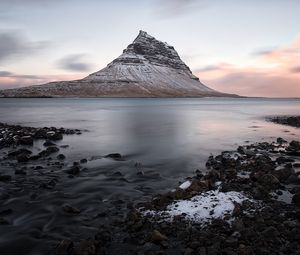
left=0, top=122, right=300, bottom=255
left=53, top=139, right=300, bottom=255
left=268, top=116, right=300, bottom=128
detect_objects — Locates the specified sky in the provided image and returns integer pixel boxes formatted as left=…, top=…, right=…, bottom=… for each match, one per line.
left=0, top=0, right=300, bottom=97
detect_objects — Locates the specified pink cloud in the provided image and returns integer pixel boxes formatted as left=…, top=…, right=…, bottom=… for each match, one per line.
left=0, top=73, right=83, bottom=90
left=196, top=36, right=300, bottom=97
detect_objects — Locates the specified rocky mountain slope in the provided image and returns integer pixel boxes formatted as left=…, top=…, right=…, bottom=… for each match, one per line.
left=0, top=31, right=237, bottom=97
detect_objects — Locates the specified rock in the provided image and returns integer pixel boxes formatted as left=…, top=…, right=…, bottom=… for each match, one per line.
left=0, top=175, right=11, bottom=182
left=237, top=244, right=253, bottom=255
left=276, top=156, right=294, bottom=164
left=62, top=204, right=81, bottom=214
left=150, top=230, right=168, bottom=243
left=66, top=166, right=80, bottom=175
left=73, top=240, right=96, bottom=255
left=15, top=169, right=26, bottom=175
left=292, top=193, right=300, bottom=204
left=274, top=168, right=295, bottom=182
left=80, top=158, right=87, bottom=164
left=277, top=137, right=287, bottom=144
left=261, top=226, right=279, bottom=239
left=286, top=174, right=300, bottom=185
left=289, top=140, right=300, bottom=150
left=104, top=153, right=122, bottom=159
left=43, top=140, right=56, bottom=147
left=224, top=237, right=238, bottom=248
left=19, top=135, right=33, bottom=145
left=8, top=148, right=32, bottom=157
left=57, top=154, right=66, bottom=160
left=39, top=146, right=59, bottom=157
left=46, top=131, right=63, bottom=141
left=0, top=217, right=10, bottom=225
left=258, top=174, right=280, bottom=186
left=55, top=239, right=74, bottom=255
left=16, top=152, right=30, bottom=162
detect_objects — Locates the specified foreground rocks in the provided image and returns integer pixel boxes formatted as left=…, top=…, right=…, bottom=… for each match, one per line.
left=1, top=124, right=299, bottom=255
left=53, top=139, right=300, bottom=255
left=268, top=116, right=300, bottom=128
left=0, top=122, right=82, bottom=149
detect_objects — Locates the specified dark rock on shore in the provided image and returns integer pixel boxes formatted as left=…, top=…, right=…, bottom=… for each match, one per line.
left=268, top=116, right=300, bottom=128
left=105, top=153, right=122, bottom=159
left=0, top=122, right=82, bottom=149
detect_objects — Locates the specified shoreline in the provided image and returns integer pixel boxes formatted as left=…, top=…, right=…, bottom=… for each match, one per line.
left=0, top=120, right=299, bottom=255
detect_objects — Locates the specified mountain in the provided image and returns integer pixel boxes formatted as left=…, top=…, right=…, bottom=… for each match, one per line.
left=0, top=31, right=237, bottom=97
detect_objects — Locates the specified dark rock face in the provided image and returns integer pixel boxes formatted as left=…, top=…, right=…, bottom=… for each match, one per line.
left=120, top=31, right=193, bottom=73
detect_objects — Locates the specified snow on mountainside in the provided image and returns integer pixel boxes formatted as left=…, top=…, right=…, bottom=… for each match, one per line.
left=0, top=31, right=237, bottom=97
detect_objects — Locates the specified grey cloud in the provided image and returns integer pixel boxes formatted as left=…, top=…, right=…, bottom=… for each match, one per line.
left=252, top=48, right=277, bottom=56
left=0, top=30, right=49, bottom=63
left=153, top=0, right=210, bottom=18
left=195, top=65, right=222, bottom=72
left=290, top=66, right=300, bottom=73
left=0, top=70, right=42, bottom=79
left=57, top=54, right=92, bottom=72
left=0, top=71, right=13, bottom=76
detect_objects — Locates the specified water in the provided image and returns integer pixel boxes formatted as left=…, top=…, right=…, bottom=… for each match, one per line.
left=0, top=98, right=299, bottom=171
left=0, top=98, right=299, bottom=254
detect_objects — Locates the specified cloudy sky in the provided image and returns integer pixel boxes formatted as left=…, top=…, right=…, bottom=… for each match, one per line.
left=0, top=0, right=299, bottom=97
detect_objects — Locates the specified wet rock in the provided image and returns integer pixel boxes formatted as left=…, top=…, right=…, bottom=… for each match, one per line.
left=62, top=204, right=81, bottom=214
left=292, top=193, right=300, bottom=204
left=19, top=135, right=33, bottom=145
left=0, top=175, right=11, bottom=182
left=150, top=230, right=168, bottom=243
left=43, top=140, right=56, bottom=147
left=274, top=168, right=295, bottom=182
left=286, top=174, right=300, bottom=185
left=258, top=174, right=280, bottom=187
left=66, top=166, right=81, bottom=175
left=289, top=140, right=300, bottom=150
left=261, top=226, right=279, bottom=239
left=39, top=146, right=59, bottom=157
left=237, top=244, right=253, bottom=255
left=80, top=158, right=87, bottom=164
left=15, top=169, right=26, bottom=175
left=276, top=156, right=294, bottom=164
left=8, top=148, right=32, bottom=157
left=57, top=154, right=66, bottom=160
left=46, top=131, right=63, bottom=140
left=55, top=239, right=74, bottom=255
left=0, top=217, right=10, bottom=225
left=105, top=153, right=122, bottom=159
left=73, top=240, right=96, bottom=255
left=277, top=137, right=287, bottom=144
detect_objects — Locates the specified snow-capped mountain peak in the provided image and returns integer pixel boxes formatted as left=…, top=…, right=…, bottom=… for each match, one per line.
left=0, top=31, right=237, bottom=98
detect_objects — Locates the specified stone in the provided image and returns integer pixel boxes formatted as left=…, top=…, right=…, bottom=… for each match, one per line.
left=55, top=239, right=74, bottom=254
left=66, top=166, right=80, bottom=175
left=19, top=135, right=33, bottom=145
left=150, top=230, right=168, bottom=243
left=292, top=193, right=300, bottom=204
left=105, top=153, right=122, bottom=159
left=62, top=204, right=81, bottom=214
left=43, top=140, right=56, bottom=147
left=57, top=154, right=66, bottom=160
left=0, top=175, right=11, bottom=182
left=46, top=131, right=63, bottom=140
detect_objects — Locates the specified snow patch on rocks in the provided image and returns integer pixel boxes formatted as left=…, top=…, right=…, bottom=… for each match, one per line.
left=144, top=190, right=256, bottom=225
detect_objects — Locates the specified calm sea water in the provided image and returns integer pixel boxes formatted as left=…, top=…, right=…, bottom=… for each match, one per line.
left=0, top=98, right=300, bottom=254
left=0, top=98, right=300, bottom=173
